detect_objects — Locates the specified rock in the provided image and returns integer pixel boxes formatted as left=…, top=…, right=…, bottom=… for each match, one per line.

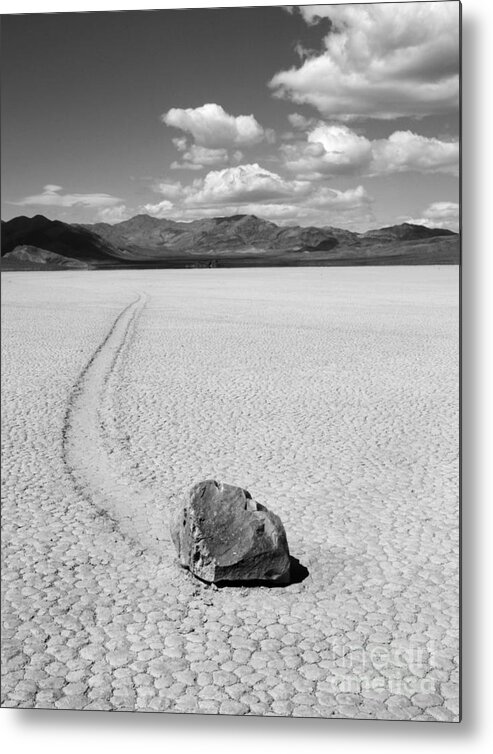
left=171, top=480, right=291, bottom=585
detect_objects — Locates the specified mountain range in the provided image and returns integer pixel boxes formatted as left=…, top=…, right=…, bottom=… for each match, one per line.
left=1, top=213, right=460, bottom=269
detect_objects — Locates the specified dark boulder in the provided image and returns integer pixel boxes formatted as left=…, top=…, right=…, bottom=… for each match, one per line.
left=171, top=480, right=291, bottom=585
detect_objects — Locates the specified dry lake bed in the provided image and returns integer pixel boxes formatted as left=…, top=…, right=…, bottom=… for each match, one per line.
left=1, top=266, right=459, bottom=719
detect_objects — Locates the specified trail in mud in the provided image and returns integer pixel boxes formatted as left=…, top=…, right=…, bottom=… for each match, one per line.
left=61, top=292, right=169, bottom=555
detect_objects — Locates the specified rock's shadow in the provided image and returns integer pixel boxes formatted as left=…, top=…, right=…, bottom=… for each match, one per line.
left=215, top=556, right=309, bottom=589
left=287, top=556, right=310, bottom=584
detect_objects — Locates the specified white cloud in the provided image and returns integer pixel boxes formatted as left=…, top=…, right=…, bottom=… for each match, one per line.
left=154, top=181, right=185, bottom=201
left=370, top=131, right=459, bottom=175
left=162, top=103, right=266, bottom=148
left=97, top=205, right=129, bottom=224
left=181, top=163, right=308, bottom=205
left=309, top=125, right=372, bottom=167
left=142, top=163, right=373, bottom=229
left=163, top=103, right=270, bottom=170
left=172, top=137, right=187, bottom=151
left=405, top=201, right=459, bottom=232
left=170, top=161, right=203, bottom=171
left=282, top=124, right=372, bottom=177
left=170, top=144, right=243, bottom=171
left=12, top=184, right=122, bottom=209
left=270, top=3, right=459, bottom=119
left=307, top=185, right=371, bottom=209
left=281, top=123, right=458, bottom=178
left=143, top=199, right=174, bottom=217
left=287, top=113, right=318, bottom=131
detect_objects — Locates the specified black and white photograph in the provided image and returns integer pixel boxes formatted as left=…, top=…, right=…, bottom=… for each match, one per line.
left=1, top=1, right=460, bottom=724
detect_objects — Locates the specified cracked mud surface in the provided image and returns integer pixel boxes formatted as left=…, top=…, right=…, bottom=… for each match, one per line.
left=1, top=267, right=459, bottom=719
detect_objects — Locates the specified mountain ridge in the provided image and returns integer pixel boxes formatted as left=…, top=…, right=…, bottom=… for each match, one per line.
left=1, top=213, right=459, bottom=269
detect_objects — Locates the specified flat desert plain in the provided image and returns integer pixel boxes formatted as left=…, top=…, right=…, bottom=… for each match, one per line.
left=1, top=267, right=459, bottom=720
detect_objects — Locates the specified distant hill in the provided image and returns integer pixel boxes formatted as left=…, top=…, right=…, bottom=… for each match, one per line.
left=361, top=222, right=456, bottom=243
left=1, top=213, right=460, bottom=269
left=1, top=215, right=120, bottom=265
left=83, top=213, right=347, bottom=258
left=1, top=244, right=90, bottom=270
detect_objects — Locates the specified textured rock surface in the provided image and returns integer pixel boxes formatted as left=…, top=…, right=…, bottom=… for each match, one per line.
left=171, top=480, right=291, bottom=584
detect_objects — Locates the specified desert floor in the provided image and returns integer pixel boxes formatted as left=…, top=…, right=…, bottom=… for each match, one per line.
left=1, top=267, right=459, bottom=720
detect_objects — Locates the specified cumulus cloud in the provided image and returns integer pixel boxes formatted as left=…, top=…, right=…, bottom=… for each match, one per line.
left=142, top=162, right=372, bottom=229
left=142, top=199, right=174, bottom=216
left=270, top=3, right=459, bottom=119
left=162, top=103, right=267, bottom=148
left=97, top=205, right=129, bottom=224
left=287, top=113, right=318, bottom=131
left=306, top=184, right=370, bottom=209
left=405, top=201, right=459, bottom=232
left=12, top=184, right=122, bottom=209
left=370, top=131, right=459, bottom=175
left=153, top=181, right=185, bottom=201
left=182, top=163, right=308, bottom=205
left=162, top=103, right=273, bottom=170
left=170, top=143, right=244, bottom=171
left=282, top=124, right=372, bottom=177
left=281, top=123, right=458, bottom=178
left=149, top=164, right=309, bottom=209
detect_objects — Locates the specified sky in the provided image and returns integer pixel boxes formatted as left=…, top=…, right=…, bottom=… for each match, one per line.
left=1, top=2, right=460, bottom=231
